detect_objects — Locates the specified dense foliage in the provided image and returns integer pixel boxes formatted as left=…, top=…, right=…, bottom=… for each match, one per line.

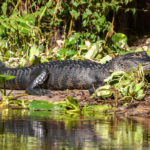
left=0, top=0, right=135, bottom=66
left=94, top=66, right=148, bottom=104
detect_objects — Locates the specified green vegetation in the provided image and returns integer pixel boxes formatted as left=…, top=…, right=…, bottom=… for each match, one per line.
left=0, top=0, right=136, bottom=66
left=29, top=96, right=112, bottom=114
left=94, top=66, right=149, bottom=105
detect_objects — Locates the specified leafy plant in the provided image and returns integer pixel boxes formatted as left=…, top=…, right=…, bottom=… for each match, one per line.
left=94, top=66, right=148, bottom=102
left=29, top=97, right=80, bottom=113
left=111, top=33, right=128, bottom=52
left=29, top=100, right=66, bottom=111
left=0, top=0, right=136, bottom=65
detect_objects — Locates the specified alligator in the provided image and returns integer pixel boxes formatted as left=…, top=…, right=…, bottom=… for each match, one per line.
left=0, top=51, right=150, bottom=95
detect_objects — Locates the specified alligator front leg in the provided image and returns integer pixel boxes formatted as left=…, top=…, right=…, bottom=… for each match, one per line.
left=26, top=69, right=51, bottom=95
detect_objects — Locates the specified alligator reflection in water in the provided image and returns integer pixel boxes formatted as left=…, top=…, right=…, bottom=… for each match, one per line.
left=0, top=109, right=150, bottom=150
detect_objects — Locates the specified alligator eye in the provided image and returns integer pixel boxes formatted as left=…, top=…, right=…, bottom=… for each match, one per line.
left=133, top=52, right=142, bottom=57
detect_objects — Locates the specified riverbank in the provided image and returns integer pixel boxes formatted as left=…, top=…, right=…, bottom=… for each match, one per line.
left=1, top=89, right=150, bottom=117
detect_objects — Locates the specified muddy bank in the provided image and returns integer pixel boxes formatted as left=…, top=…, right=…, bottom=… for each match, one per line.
left=115, top=100, right=150, bottom=117
left=0, top=89, right=90, bottom=102
left=0, top=89, right=97, bottom=106
left=1, top=89, right=150, bottom=117
left=114, top=89, right=150, bottom=117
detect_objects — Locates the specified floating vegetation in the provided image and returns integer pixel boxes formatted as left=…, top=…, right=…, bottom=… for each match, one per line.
left=29, top=96, right=112, bottom=114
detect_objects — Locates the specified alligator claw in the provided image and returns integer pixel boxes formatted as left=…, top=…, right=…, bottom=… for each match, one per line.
left=40, top=89, right=51, bottom=95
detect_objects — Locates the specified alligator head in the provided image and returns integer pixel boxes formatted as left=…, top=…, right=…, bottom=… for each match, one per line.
left=108, top=51, right=150, bottom=74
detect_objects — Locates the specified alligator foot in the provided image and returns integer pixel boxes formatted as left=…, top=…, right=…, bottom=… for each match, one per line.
left=26, top=89, right=51, bottom=95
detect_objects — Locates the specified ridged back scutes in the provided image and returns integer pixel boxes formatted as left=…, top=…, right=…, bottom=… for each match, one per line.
left=46, top=60, right=103, bottom=70
left=0, top=60, right=104, bottom=76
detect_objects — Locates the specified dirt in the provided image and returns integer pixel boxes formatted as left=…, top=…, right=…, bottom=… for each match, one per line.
left=115, top=100, right=150, bottom=117
left=0, top=89, right=89, bottom=101
left=0, top=89, right=99, bottom=106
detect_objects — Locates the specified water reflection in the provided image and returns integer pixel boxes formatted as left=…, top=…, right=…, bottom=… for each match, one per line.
left=0, top=109, right=150, bottom=150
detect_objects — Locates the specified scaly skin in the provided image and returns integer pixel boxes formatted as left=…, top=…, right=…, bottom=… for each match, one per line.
left=0, top=51, right=150, bottom=95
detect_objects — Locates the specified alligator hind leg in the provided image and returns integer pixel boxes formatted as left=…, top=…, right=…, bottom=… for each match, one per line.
left=26, top=69, right=51, bottom=95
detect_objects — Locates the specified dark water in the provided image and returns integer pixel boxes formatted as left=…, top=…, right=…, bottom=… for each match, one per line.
left=0, top=109, right=150, bottom=150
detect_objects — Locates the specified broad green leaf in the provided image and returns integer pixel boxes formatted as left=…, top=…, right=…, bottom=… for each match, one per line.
left=0, top=74, right=16, bottom=84
left=112, top=33, right=127, bottom=47
left=96, top=89, right=112, bottom=98
left=85, top=41, right=104, bottom=59
left=134, top=82, right=144, bottom=93
left=29, top=45, right=40, bottom=65
left=46, top=1, right=53, bottom=7
left=104, top=71, right=125, bottom=83
left=5, top=50, right=14, bottom=57
left=68, top=36, right=76, bottom=44
left=0, top=74, right=16, bottom=80
left=97, top=15, right=106, bottom=24
left=0, top=25, right=5, bottom=36
left=1, top=2, right=7, bottom=16
left=125, top=0, right=129, bottom=5
left=100, top=55, right=112, bottom=64
left=131, top=8, right=136, bottom=15
left=80, top=0, right=88, bottom=4
left=0, top=20, right=11, bottom=30
left=64, top=96, right=80, bottom=112
left=29, top=100, right=65, bottom=111
left=95, top=85, right=112, bottom=97
left=136, top=90, right=145, bottom=100
left=128, top=82, right=135, bottom=95
left=56, top=48, right=77, bottom=59
left=71, top=0, right=79, bottom=7
left=66, top=50, right=77, bottom=57
left=82, top=8, right=92, bottom=20
left=70, top=9, right=80, bottom=20
left=38, top=0, right=41, bottom=5
left=98, top=85, right=111, bottom=90
left=102, top=2, right=107, bottom=9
